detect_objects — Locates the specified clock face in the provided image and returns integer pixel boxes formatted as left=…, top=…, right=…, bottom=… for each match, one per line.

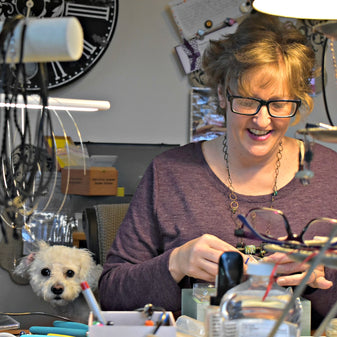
left=0, top=0, right=118, bottom=91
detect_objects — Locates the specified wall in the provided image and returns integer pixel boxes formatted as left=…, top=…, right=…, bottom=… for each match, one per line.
left=49, top=0, right=190, bottom=145
left=46, top=0, right=337, bottom=151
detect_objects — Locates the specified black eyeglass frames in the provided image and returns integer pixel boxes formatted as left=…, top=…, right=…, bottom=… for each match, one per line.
left=237, top=207, right=337, bottom=249
left=226, top=89, right=301, bottom=118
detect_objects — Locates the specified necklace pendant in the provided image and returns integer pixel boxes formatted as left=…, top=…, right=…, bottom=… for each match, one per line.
left=236, top=241, right=245, bottom=251
left=234, top=227, right=244, bottom=237
left=256, top=245, right=266, bottom=258
left=244, top=245, right=256, bottom=255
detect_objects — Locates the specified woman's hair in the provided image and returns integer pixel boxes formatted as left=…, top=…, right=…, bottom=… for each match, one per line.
left=202, top=12, right=317, bottom=124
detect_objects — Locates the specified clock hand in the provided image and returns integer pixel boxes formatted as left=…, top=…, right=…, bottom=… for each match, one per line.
left=25, top=0, right=34, bottom=17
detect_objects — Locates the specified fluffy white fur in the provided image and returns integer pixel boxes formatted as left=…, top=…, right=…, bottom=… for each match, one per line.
left=14, top=241, right=103, bottom=321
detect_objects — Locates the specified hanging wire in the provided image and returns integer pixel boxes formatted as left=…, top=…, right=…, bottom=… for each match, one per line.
left=0, top=15, right=56, bottom=239
left=321, top=37, right=335, bottom=126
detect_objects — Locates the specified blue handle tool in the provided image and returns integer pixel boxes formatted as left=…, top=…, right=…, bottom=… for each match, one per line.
left=29, top=326, right=87, bottom=337
left=53, top=321, right=88, bottom=331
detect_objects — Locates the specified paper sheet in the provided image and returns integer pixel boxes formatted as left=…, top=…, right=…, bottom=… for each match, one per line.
left=175, top=23, right=238, bottom=74
left=169, top=0, right=243, bottom=40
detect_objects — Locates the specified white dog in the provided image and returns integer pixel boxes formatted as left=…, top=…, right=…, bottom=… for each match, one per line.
left=14, top=241, right=103, bottom=322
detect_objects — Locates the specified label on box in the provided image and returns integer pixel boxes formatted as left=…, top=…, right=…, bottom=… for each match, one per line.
left=61, top=167, right=118, bottom=196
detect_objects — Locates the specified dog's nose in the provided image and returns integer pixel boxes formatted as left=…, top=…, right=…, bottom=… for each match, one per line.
left=51, top=285, right=64, bottom=295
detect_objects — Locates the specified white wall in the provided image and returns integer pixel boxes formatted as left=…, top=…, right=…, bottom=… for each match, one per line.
left=50, top=0, right=189, bottom=145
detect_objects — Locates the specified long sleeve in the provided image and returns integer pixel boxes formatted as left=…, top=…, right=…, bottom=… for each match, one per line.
left=98, top=161, right=190, bottom=313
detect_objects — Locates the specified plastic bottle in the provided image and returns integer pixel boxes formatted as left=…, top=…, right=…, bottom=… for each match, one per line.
left=205, top=296, right=224, bottom=337
left=220, top=262, right=302, bottom=337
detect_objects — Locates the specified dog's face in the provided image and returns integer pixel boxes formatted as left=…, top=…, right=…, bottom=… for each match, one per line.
left=14, top=242, right=102, bottom=306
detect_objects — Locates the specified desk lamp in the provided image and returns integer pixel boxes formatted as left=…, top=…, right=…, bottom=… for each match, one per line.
left=252, top=0, right=337, bottom=20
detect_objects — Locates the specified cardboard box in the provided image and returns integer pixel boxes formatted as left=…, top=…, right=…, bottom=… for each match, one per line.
left=61, top=167, right=118, bottom=195
left=89, top=311, right=176, bottom=337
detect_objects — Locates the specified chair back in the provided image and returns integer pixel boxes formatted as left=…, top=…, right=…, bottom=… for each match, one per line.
left=83, top=203, right=129, bottom=264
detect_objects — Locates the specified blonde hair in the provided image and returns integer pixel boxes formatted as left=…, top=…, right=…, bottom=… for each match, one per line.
left=202, top=13, right=317, bottom=124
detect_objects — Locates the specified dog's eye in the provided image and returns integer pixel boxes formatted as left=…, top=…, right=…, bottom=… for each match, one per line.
left=41, top=268, right=50, bottom=277
left=66, top=270, right=75, bottom=278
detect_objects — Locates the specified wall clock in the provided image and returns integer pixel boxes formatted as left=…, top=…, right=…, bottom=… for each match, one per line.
left=0, top=0, right=119, bottom=91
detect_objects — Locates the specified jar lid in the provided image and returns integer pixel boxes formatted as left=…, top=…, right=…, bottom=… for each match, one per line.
left=247, top=262, right=275, bottom=276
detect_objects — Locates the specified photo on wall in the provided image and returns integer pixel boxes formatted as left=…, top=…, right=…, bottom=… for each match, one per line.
left=190, top=87, right=226, bottom=142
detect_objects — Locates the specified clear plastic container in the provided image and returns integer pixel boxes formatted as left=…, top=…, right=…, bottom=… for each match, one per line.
left=220, top=262, right=302, bottom=337
left=175, top=315, right=205, bottom=337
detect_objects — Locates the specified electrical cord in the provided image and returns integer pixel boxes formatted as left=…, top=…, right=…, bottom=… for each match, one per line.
left=0, top=14, right=56, bottom=235
left=321, top=37, right=335, bottom=126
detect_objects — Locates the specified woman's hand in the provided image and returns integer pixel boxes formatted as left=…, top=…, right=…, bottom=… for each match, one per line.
left=264, top=252, right=333, bottom=290
left=169, top=234, right=243, bottom=283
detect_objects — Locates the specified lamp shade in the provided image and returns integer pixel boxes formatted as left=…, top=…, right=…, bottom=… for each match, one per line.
left=253, top=0, right=337, bottom=20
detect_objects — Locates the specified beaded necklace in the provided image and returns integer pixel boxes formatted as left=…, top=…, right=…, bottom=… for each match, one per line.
left=222, top=134, right=283, bottom=255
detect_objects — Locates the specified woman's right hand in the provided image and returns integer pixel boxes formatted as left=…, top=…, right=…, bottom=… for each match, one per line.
left=168, top=234, right=244, bottom=283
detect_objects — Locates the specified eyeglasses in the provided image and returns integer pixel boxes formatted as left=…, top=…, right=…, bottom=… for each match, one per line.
left=226, top=89, right=301, bottom=118
left=237, top=207, right=337, bottom=249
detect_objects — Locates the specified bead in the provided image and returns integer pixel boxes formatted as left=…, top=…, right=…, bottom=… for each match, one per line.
left=204, top=20, right=213, bottom=29
left=245, top=245, right=256, bottom=254
left=235, top=228, right=244, bottom=237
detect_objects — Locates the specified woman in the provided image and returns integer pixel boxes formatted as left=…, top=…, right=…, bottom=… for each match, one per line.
left=99, top=12, right=337, bottom=326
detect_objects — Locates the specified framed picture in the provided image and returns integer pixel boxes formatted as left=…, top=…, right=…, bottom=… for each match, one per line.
left=190, top=87, right=226, bottom=142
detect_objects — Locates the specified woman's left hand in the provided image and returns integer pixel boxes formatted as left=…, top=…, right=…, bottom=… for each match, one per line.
left=264, top=252, right=333, bottom=290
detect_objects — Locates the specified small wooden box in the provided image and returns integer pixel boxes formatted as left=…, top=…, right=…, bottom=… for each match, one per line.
left=61, top=167, right=118, bottom=196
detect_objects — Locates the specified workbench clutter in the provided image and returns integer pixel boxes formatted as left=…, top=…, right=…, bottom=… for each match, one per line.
left=88, top=311, right=176, bottom=337
left=45, top=136, right=119, bottom=196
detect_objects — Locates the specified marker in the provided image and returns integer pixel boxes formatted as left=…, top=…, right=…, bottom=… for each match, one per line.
left=152, top=312, right=169, bottom=334
left=80, top=281, right=107, bottom=325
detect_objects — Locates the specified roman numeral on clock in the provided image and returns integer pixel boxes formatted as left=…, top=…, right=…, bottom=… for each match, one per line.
left=50, top=61, right=67, bottom=82
left=65, top=3, right=110, bottom=21
left=82, top=40, right=97, bottom=59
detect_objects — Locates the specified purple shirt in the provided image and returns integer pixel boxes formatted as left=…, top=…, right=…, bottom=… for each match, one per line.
left=99, top=141, right=337, bottom=323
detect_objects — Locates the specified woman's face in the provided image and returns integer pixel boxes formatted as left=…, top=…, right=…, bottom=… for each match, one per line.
left=219, top=70, right=293, bottom=162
